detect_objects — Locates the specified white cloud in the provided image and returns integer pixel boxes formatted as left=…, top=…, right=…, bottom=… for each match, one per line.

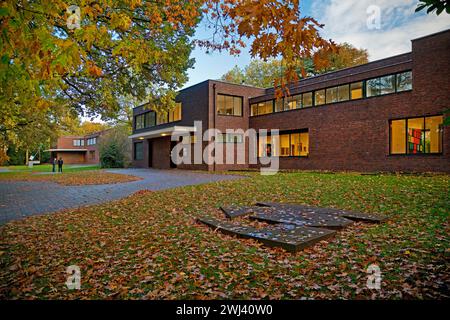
left=312, top=0, right=450, bottom=60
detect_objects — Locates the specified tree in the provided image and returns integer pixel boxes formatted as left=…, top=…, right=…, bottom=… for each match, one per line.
left=416, top=0, right=450, bottom=15
left=1, top=0, right=336, bottom=160
left=221, top=43, right=368, bottom=88
left=98, top=125, right=131, bottom=168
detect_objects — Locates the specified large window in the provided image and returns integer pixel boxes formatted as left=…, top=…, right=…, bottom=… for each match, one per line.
left=87, top=137, right=97, bottom=146
left=367, top=74, right=398, bottom=97
left=156, top=112, right=168, bottom=125
left=390, top=115, right=443, bottom=155
left=251, top=100, right=273, bottom=116
left=258, top=131, right=309, bottom=157
left=73, top=139, right=84, bottom=147
left=285, top=94, right=302, bottom=110
left=134, top=142, right=144, bottom=160
left=217, top=94, right=243, bottom=116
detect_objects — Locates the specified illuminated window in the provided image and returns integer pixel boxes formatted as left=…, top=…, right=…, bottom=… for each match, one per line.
left=169, top=103, right=182, bottom=122
left=217, top=94, right=242, bottom=116
left=350, top=82, right=363, bottom=100
left=280, top=134, right=290, bottom=156
left=250, top=104, right=258, bottom=116
left=390, top=119, right=406, bottom=154
left=390, top=115, right=443, bottom=155
left=315, top=90, right=325, bottom=106
left=258, top=131, right=309, bottom=157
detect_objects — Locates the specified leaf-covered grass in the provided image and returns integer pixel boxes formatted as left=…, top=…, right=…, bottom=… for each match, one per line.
left=0, top=172, right=448, bottom=299
left=0, top=170, right=141, bottom=186
left=0, top=164, right=101, bottom=173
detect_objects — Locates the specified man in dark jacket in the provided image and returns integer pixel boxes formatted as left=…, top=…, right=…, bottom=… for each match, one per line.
left=58, top=157, right=64, bottom=173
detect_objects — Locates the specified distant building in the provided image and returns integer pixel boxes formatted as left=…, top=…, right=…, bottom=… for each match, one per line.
left=46, top=130, right=109, bottom=164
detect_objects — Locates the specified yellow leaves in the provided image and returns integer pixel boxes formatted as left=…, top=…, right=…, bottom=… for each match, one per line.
left=110, top=12, right=132, bottom=31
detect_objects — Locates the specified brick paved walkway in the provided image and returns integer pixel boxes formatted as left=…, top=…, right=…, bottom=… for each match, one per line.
left=0, top=169, right=242, bottom=225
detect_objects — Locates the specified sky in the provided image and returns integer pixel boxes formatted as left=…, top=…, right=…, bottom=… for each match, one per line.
left=183, top=0, right=450, bottom=89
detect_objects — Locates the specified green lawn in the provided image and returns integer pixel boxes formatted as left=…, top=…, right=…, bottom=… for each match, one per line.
left=0, top=164, right=100, bottom=173
left=0, top=172, right=448, bottom=299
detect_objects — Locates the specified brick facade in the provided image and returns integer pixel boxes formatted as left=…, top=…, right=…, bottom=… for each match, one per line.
left=131, top=30, right=450, bottom=173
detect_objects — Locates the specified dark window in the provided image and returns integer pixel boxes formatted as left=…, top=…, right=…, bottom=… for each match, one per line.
left=367, top=75, right=395, bottom=97
left=135, top=114, right=145, bottom=130
left=390, top=115, right=443, bottom=155
left=217, top=94, right=243, bottom=116
left=134, top=142, right=144, bottom=160
left=145, top=112, right=156, bottom=127
left=396, top=71, right=412, bottom=92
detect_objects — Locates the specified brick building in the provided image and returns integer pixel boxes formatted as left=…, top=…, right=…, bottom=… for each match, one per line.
left=46, top=130, right=107, bottom=164
left=129, top=30, right=449, bottom=173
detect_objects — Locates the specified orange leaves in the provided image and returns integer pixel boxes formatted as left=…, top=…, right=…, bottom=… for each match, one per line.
left=87, top=62, right=103, bottom=77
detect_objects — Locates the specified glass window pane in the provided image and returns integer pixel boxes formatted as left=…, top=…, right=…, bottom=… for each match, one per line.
left=174, top=103, right=182, bottom=121
left=407, top=117, right=424, bottom=154
left=351, top=82, right=363, bottom=99
left=291, top=133, right=301, bottom=156
left=259, top=101, right=273, bottom=115
left=379, top=75, right=395, bottom=95
left=258, top=135, right=271, bottom=157
left=326, top=87, right=338, bottom=104
left=315, top=89, right=325, bottom=106
left=233, top=97, right=242, bottom=116
left=156, top=112, right=168, bottom=125
left=134, top=142, right=143, bottom=160
left=299, top=132, right=309, bottom=156
left=303, top=92, right=313, bottom=107
left=396, top=71, right=412, bottom=92
left=390, top=119, right=406, bottom=154
left=217, top=94, right=225, bottom=114
left=285, top=95, right=299, bottom=110
left=145, top=112, right=155, bottom=127
left=280, top=134, right=290, bottom=157
left=424, top=115, right=443, bottom=153
left=251, top=104, right=258, bottom=116
left=338, top=84, right=350, bottom=102
left=274, top=98, right=283, bottom=112
left=366, top=78, right=380, bottom=97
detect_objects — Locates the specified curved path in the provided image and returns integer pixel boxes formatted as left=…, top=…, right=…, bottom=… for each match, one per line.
left=0, top=169, right=242, bottom=225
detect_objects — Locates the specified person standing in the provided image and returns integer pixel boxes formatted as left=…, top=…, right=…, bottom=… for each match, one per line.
left=52, top=157, right=57, bottom=172
left=58, top=157, right=64, bottom=173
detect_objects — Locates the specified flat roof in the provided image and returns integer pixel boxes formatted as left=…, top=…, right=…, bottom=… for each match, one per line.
left=44, top=149, right=88, bottom=152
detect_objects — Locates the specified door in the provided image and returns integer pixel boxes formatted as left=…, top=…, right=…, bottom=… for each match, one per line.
left=148, top=140, right=153, bottom=167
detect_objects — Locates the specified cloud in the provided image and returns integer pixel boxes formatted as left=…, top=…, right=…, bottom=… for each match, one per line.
left=312, top=0, right=450, bottom=60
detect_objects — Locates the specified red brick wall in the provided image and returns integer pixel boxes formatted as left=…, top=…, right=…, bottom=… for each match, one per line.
left=55, top=152, right=86, bottom=164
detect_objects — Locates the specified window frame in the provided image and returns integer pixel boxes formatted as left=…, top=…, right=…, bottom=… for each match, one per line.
left=389, top=114, right=444, bottom=156
left=257, top=129, right=309, bottom=158
left=134, top=141, right=144, bottom=160
left=217, top=93, right=243, bottom=117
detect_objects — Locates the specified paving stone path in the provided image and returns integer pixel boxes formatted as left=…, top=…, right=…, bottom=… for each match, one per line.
left=0, top=169, right=242, bottom=225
